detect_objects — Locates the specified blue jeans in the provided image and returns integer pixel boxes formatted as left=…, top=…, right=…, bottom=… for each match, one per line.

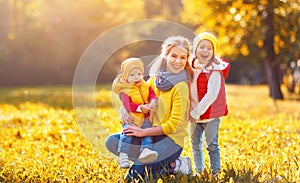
left=118, top=119, right=153, bottom=154
left=190, top=118, right=220, bottom=175
left=106, top=134, right=182, bottom=182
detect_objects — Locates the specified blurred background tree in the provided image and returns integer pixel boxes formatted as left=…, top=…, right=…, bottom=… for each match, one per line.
left=182, top=0, right=300, bottom=99
left=0, top=0, right=145, bottom=85
left=0, top=0, right=299, bottom=99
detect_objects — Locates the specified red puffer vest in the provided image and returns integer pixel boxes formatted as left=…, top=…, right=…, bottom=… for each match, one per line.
left=196, top=70, right=228, bottom=120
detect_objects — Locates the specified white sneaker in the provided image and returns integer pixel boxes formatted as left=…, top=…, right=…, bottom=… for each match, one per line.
left=175, top=157, right=192, bottom=174
left=138, top=148, right=158, bottom=164
left=119, top=152, right=130, bottom=168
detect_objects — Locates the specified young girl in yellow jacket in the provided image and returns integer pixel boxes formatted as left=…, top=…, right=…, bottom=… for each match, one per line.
left=112, top=57, right=158, bottom=168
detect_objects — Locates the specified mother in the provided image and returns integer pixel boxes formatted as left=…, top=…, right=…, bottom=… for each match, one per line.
left=106, top=36, right=194, bottom=182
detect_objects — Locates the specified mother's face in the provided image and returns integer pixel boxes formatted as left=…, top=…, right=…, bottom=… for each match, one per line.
left=166, top=46, right=188, bottom=74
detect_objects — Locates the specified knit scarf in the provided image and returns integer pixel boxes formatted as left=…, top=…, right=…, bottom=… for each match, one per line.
left=155, top=70, right=188, bottom=91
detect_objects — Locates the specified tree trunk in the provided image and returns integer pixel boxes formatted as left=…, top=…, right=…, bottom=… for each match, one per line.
left=263, top=0, right=283, bottom=99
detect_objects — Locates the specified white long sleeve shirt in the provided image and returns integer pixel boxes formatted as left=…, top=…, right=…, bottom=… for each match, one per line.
left=190, top=70, right=221, bottom=123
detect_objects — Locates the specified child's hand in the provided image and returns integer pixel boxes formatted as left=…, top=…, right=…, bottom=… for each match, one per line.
left=140, top=105, right=151, bottom=114
left=147, top=99, right=158, bottom=113
left=189, top=115, right=197, bottom=123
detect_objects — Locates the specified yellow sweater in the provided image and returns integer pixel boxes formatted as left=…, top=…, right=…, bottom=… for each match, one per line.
left=112, top=75, right=150, bottom=127
left=148, top=77, right=190, bottom=147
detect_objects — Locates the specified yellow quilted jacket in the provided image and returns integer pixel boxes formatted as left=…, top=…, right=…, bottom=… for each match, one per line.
left=113, top=75, right=150, bottom=127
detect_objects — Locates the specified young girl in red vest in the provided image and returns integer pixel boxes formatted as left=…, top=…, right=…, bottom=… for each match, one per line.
left=189, top=32, right=230, bottom=177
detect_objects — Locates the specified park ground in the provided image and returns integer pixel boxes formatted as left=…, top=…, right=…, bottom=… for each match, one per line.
left=0, top=85, right=299, bottom=182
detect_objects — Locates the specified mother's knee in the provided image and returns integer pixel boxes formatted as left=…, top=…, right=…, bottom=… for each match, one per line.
left=105, top=134, right=119, bottom=155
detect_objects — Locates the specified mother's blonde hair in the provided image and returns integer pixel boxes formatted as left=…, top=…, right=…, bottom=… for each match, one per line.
left=148, top=36, right=194, bottom=81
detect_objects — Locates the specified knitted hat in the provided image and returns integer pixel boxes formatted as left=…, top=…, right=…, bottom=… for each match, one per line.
left=192, top=32, right=218, bottom=56
left=121, top=57, right=144, bottom=80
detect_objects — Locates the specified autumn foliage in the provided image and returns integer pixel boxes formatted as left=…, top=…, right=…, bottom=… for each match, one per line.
left=0, top=85, right=299, bottom=182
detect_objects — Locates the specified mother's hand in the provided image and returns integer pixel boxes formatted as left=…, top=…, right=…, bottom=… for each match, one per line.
left=123, top=125, right=145, bottom=137
left=121, top=106, right=134, bottom=124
